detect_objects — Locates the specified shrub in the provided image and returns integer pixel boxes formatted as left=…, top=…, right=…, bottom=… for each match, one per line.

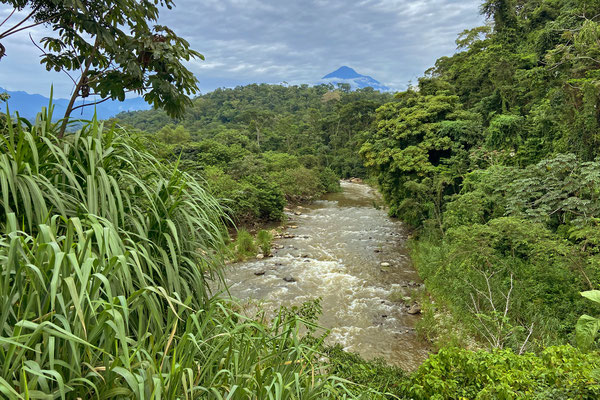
left=234, top=229, right=257, bottom=259
left=325, top=345, right=407, bottom=399
left=271, top=166, right=324, bottom=202
left=319, top=166, right=341, bottom=193
left=414, top=217, right=591, bottom=347
left=256, top=229, right=273, bottom=255
left=404, top=346, right=600, bottom=399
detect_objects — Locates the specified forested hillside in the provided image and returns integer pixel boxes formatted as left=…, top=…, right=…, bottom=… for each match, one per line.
left=116, top=84, right=392, bottom=223
left=359, top=0, right=600, bottom=370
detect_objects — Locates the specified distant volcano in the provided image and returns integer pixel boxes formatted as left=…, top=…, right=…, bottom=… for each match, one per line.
left=320, top=66, right=390, bottom=91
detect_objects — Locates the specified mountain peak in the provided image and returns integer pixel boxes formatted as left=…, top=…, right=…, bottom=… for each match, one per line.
left=322, top=66, right=361, bottom=80
left=320, top=66, right=390, bottom=92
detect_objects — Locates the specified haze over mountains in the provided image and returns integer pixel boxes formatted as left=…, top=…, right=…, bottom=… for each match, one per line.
left=1, top=67, right=391, bottom=120
left=0, top=87, right=150, bottom=121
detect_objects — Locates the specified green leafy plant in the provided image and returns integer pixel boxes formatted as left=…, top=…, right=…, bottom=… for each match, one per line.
left=576, top=290, right=600, bottom=350
left=404, top=346, right=600, bottom=399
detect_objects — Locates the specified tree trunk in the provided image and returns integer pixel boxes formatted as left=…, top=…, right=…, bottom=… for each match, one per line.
left=58, top=43, right=96, bottom=138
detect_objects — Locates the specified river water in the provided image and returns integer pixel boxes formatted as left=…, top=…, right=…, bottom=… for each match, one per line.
left=221, top=182, right=430, bottom=370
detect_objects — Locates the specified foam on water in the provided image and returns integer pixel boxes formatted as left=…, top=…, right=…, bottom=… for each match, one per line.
left=221, top=182, right=430, bottom=369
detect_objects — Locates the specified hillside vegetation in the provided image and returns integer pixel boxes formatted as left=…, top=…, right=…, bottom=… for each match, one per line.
left=3, top=0, right=600, bottom=398
left=360, top=0, right=600, bottom=354
left=115, top=84, right=392, bottom=224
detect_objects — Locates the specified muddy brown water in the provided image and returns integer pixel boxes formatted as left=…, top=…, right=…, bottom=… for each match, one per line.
left=220, top=182, right=430, bottom=370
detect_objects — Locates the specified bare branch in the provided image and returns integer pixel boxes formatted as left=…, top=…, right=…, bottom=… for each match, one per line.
left=519, top=323, right=534, bottom=355
left=0, top=6, right=42, bottom=40
left=0, top=8, right=17, bottom=28
left=70, top=96, right=112, bottom=113
left=29, top=33, right=77, bottom=86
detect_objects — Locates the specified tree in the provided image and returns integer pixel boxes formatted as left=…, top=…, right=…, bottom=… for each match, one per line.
left=481, top=0, right=517, bottom=32
left=157, top=124, right=190, bottom=144
left=0, top=0, right=202, bottom=135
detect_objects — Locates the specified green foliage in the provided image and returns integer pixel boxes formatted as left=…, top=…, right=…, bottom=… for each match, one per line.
left=256, top=229, right=273, bottom=256
left=319, top=167, right=342, bottom=193
left=504, top=154, right=600, bottom=228
left=116, top=83, right=392, bottom=180
left=485, top=114, right=523, bottom=150
left=202, top=166, right=285, bottom=223
left=157, top=124, right=190, bottom=144
left=233, top=229, right=257, bottom=260
left=325, top=345, right=406, bottom=399
left=415, top=217, right=592, bottom=347
left=1, top=0, right=202, bottom=122
left=405, top=345, right=600, bottom=399
left=360, top=90, right=480, bottom=225
left=358, top=1, right=600, bottom=359
left=271, top=166, right=325, bottom=202
left=0, top=107, right=369, bottom=398
left=576, top=290, right=600, bottom=350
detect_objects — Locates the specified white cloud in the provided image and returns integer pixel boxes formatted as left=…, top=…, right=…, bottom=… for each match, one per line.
left=0, top=0, right=484, bottom=96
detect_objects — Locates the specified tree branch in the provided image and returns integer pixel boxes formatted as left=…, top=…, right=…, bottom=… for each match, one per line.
left=0, top=8, right=16, bottom=28
left=29, top=33, right=77, bottom=86
left=0, top=6, right=40, bottom=39
left=70, top=96, right=112, bottom=112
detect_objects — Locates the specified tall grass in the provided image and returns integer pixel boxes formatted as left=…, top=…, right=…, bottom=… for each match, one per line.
left=0, top=107, right=376, bottom=398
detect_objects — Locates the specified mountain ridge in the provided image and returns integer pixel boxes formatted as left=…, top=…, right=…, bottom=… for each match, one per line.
left=0, top=87, right=150, bottom=120
left=320, top=66, right=390, bottom=92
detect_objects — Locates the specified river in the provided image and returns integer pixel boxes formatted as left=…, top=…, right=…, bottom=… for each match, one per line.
left=221, top=181, right=430, bottom=370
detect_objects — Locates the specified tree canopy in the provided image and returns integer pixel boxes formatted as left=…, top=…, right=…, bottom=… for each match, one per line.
left=0, top=0, right=202, bottom=133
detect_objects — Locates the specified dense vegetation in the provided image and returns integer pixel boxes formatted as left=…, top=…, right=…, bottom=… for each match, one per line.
left=0, top=108, right=381, bottom=398
left=3, top=0, right=600, bottom=398
left=361, top=0, right=600, bottom=353
left=115, top=84, right=392, bottom=224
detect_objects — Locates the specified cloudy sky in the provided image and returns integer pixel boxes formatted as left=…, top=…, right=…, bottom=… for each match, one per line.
left=0, top=0, right=484, bottom=98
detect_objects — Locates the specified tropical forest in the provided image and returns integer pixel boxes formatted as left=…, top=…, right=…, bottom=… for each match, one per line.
left=1, top=0, right=600, bottom=398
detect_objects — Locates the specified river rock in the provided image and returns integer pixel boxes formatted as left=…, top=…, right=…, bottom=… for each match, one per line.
left=380, top=262, right=391, bottom=268
left=294, top=211, right=302, bottom=216
left=256, top=254, right=264, bottom=260
left=289, top=225, right=298, bottom=229
left=254, top=271, right=266, bottom=276
left=407, top=304, right=422, bottom=315
left=283, top=276, right=296, bottom=283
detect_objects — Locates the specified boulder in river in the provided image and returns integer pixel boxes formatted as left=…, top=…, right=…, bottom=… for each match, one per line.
left=254, top=271, right=266, bottom=276
left=294, top=211, right=302, bottom=216
left=380, top=262, right=391, bottom=268
left=256, top=254, right=265, bottom=260
left=407, top=304, right=422, bottom=315
left=283, top=276, right=296, bottom=283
